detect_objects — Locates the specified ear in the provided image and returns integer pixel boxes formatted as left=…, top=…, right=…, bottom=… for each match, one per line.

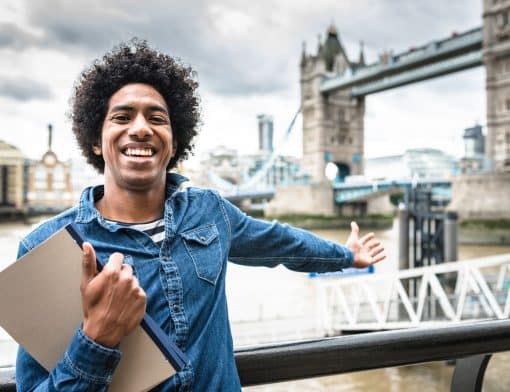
left=92, top=144, right=102, bottom=156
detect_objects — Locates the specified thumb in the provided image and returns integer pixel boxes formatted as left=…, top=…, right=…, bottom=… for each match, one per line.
left=81, top=242, right=97, bottom=289
left=350, top=221, right=359, bottom=237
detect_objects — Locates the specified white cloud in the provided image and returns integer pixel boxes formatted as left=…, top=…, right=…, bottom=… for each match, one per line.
left=207, top=4, right=256, bottom=39
left=365, top=67, right=486, bottom=158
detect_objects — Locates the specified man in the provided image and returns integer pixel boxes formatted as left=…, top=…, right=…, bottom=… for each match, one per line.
left=16, top=39, right=385, bottom=391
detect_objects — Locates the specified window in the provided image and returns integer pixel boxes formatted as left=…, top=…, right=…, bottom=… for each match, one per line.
left=53, top=165, right=65, bottom=190
left=338, top=109, right=344, bottom=122
left=34, top=164, right=46, bottom=190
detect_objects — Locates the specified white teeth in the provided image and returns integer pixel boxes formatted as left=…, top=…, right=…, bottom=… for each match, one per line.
left=125, top=148, right=154, bottom=157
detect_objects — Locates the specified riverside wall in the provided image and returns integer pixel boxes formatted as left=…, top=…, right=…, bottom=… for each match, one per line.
left=449, top=172, right=510, bottom=219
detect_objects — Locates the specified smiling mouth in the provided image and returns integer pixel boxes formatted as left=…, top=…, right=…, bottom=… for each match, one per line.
left=122, top=148, right=155, bottom=157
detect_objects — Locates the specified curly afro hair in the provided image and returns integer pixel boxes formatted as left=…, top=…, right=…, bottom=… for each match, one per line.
left=70, top=38, right=201, bottom=173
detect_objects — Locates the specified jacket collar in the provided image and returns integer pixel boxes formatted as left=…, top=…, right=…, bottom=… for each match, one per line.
left=76, top=172, right=188, bottom=224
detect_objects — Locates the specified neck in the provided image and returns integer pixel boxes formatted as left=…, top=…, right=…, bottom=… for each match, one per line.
left=96, top=181, right=166, bottom=223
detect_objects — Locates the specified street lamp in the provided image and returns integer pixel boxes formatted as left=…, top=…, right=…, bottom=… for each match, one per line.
left=325, top=162, right=338, bottom=182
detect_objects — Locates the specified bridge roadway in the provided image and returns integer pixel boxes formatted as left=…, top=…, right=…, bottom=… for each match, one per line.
left=333, top=178, right=451, bottom=203
left=221, top=177, right=451, bottom=206
left=321, top=27, right=482, bottom=97
left=313, top=253, right=510, bottom=334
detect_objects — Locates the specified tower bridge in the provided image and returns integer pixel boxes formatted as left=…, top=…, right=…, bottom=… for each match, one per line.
left=269, top=0, right=510, bottom=217
left=203, top=0, right=510, bottom=218
left=299, top=4, right=510, bottom=186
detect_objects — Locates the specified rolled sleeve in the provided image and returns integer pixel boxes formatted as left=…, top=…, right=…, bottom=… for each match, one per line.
left=218, top=194, right=355, bottom=272
left=16, top=327, right=121, bottom=391
left=63, top=327, right=121, bottom=384
left=339, top=246, right=354, bottom=268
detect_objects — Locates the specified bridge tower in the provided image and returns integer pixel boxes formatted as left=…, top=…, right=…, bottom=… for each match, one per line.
left=300, top=25, right=365, bottom=183
left=483, top=0, right=510, bottom=171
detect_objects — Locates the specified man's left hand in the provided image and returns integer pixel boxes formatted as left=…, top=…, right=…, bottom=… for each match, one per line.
left=345, top=221, right=386, bottom=268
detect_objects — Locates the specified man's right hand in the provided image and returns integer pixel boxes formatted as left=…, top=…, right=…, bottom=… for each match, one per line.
left=80, top=242, right=147, bottom=348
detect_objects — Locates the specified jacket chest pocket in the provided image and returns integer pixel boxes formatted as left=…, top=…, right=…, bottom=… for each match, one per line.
left=180, top=223, right=223, bottom=285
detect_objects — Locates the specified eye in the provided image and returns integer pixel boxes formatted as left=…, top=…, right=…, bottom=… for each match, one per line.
left=111, top=114, right=130, bottom=123
left=150, top=115, right=168, bottom=124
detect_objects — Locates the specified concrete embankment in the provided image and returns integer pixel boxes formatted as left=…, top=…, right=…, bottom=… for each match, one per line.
left=459, top=219, right=510, bottom=245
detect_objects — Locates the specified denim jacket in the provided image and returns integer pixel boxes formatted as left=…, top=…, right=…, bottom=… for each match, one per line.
left=15, top=173, right=353, bottom=391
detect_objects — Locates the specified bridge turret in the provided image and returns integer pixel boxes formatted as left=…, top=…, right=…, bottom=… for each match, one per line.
left=317, top=34, right=323, bottom=56
left=300, top=25, right=365, bottom=185
left=358, top=41, right=366, bottom=67
left=321, top=23, right=350, bottom=73
left=300, top=41, right=307, bottom=68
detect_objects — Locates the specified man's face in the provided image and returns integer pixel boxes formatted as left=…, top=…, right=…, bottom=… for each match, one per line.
left=95, top=83, right=175, bottom=192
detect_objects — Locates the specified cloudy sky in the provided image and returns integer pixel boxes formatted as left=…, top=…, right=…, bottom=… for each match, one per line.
left=0, top=0, right=484, bottom=166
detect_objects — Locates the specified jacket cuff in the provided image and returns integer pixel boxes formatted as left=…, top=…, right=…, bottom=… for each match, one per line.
left=344, top=247, right=354, bottom=267
left=63, top=327, right=121, bottom=384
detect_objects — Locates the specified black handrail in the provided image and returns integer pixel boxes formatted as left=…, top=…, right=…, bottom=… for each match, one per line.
left=235, top=319, right=510, bottom=387
left=2, top=319, right=509, bottom=391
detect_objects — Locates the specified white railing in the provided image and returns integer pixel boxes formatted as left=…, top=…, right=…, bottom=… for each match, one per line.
left=315, top=253, right=510, bottom=334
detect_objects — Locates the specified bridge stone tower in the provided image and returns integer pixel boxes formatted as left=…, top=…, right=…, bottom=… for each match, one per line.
left=300, top=25, right=365, bottom=183
left=484, top=0, right=510, bottom=171
left=450, top=0, right=510, bottom=219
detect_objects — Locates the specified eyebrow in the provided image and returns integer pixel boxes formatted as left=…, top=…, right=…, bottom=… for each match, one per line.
left=110, top=104, right=169, bottom=115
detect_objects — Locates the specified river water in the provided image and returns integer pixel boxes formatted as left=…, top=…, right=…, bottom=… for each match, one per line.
left=1, top=219, right=509, bottom=391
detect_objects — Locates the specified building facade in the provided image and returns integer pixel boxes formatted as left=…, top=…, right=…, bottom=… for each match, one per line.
left=257, top=114, right=274, bottom=153
left=25, top=125, right=74, bottom=212
left=26, top=151, right=74, bottom=212
left=0, top=140, right=25, bottom=210
left=459, top=124, right=486, bottom=173
left=365, top=149, right=459, bottom=181
left=195, top=146, right=304, bottom=193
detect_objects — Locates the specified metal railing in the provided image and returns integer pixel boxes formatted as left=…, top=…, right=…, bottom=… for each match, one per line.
left=1, top=319, right=509, bottom=391
left=315, top=253, right=510, bottom=333
left=235, top=319, right=510, bottom=390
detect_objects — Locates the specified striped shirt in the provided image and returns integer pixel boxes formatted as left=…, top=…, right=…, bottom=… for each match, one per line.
left=106, top=217, right=165, bottom=246
left=93, top=189, right=165, bottom=246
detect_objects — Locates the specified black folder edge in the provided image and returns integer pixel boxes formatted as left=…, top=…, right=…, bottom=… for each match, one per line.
left=65, top=223, right=189, bottom=371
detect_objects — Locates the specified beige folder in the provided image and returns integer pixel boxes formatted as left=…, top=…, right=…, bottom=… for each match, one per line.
left=0, top=227, right=175, bottom=392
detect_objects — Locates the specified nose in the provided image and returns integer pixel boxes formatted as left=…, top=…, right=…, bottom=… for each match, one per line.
left=128, top=113, right=153, bottom=139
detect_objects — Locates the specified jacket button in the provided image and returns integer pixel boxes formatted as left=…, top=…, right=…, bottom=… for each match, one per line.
left=200, top=236, right=206, bottom=242
left=173, top=304, right=180, bottom=312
